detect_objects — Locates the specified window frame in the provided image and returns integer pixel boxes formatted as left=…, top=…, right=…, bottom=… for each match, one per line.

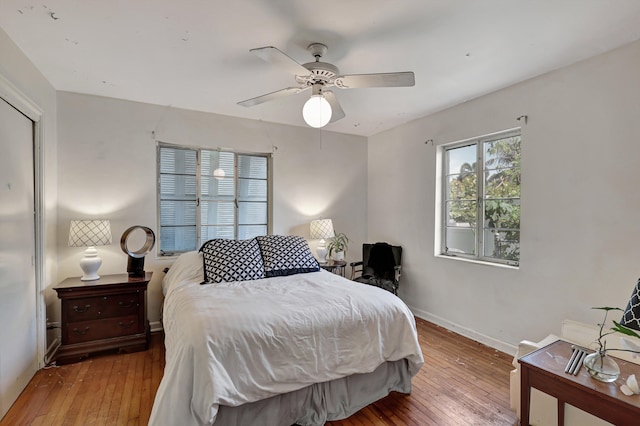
left=440, top=128, right=521, bottom=267
left=156, top=142, right=272, bottom=257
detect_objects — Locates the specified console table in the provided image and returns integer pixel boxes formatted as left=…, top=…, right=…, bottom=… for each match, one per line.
left=519, top=339, right=640, bottom=425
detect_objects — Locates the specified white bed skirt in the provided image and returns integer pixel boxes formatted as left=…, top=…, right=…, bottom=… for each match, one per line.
left=214, top=358, right=412, bottom=426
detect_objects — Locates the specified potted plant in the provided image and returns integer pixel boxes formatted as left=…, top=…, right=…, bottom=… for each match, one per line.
left=327, top=233, right=349, bottom=261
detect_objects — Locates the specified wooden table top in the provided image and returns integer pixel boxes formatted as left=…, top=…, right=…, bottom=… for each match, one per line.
left=519, top=339, right=640, bottom=410
left=54, top=272, right=153, bottom=290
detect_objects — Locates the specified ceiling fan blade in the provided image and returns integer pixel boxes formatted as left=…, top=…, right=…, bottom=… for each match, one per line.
left=335, top=71, right=415, bottom=89
left=324, top=91, right=345, bottom=123
left=250, top=46, right=310, bottom=76
left=237, top=86, right=307, bottom=107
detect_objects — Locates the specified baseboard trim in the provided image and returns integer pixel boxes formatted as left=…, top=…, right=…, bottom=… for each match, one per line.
left=408, top=305, right=517, bottom=356
left=149, top=320, right=163, bottom=333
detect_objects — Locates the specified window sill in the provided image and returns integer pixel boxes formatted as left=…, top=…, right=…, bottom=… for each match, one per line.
left=435, top=254, right=519, bottom=270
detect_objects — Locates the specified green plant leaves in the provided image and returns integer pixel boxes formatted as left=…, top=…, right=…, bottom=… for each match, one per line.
left=612, top=321, right=640, bottom=340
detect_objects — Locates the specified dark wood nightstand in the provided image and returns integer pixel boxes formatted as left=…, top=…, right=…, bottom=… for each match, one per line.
left=320, top=260, right=347, bottom=277
left=53, top=272, right=151, bottom=365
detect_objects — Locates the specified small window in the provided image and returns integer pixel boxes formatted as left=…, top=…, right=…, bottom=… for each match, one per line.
left=157, top=143, right=271, bottom=256
left=441, top=129, right=521, bottom=266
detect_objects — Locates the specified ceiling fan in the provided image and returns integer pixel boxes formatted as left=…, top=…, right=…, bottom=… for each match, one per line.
left=237, top=43, right=415, bottom=128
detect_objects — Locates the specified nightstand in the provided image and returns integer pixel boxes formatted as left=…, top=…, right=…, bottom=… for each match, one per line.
left=320, top=260, right=347, bottom=277
left=53, top=272, right=151, bottom=365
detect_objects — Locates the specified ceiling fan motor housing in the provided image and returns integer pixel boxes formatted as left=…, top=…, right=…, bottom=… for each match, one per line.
left=298, top=61, right=339, bottom=85
left=294, top=43, right=339, bottom=86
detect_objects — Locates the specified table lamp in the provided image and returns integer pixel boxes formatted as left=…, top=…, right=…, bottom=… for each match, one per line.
left=68, top=219, right=112, bottom=281
left=310, top=219, right=334, bottom=263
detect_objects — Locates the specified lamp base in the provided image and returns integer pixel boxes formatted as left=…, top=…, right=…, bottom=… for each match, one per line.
left=80, top=274, right=100, bottom=281
left=80, top=272, right=101, bottom=281
left=316, top=246, right=328, bottom=264
left=79, top=246, right=102, bottom=281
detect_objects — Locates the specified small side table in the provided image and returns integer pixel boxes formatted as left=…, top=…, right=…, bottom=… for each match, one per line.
left=320, top=260, right=347, bottom=277
left=53, top=272, right=151, bottom=365
left=519, top=339, right=640, bottom=426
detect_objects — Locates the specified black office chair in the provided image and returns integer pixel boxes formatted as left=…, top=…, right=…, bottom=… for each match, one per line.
left=350, top=242, right=402, bottom=295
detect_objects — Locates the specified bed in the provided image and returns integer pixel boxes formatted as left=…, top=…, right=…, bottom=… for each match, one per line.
left=149, top=236, right=424, bottom=426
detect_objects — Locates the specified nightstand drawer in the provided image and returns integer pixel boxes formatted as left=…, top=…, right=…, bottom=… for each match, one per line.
left=65, top=315, right=141, bottom=345
left=64, top=293, right=141, bottom=322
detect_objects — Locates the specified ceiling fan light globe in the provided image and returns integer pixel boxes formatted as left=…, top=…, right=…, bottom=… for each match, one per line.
left=303, top=95, right=332, bottom=128
left=213, top=168, right=225, bottom=179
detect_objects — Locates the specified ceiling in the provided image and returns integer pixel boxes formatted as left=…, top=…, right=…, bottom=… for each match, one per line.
left=1, top=1, right=640, bottom=137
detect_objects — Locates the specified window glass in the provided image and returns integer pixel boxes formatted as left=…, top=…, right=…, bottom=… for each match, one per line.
left=441, top=130, right=521, bottom=265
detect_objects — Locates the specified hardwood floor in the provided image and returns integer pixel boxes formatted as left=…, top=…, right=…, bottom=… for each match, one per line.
left=1, top=318, right=518, bottom=425
left=328, top=318, right=518, bottom=426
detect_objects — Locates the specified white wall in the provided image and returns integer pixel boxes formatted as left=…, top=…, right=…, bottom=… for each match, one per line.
left=56, top=92, right=368, bottom=328
left=0, top=28, right=58, bottom=351
left=9, top=20, right=638, bottom=356
left=368, top=40, right=640, bottom=354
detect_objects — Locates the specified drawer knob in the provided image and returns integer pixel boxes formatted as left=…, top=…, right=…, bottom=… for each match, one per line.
left=119, top=320, right=135, bottom=328
left=119, top=300, right=135, bottom=308
left=72, top=326, right=90, bottom=335
left=73, top=304, right=91, bottom=313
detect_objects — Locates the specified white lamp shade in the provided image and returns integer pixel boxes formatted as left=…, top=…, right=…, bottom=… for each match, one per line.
left=69, top=219, right=112, bottom=247
left=303, top=95, right=332, bottom=128
left=310, top=219, right=335, bottom=240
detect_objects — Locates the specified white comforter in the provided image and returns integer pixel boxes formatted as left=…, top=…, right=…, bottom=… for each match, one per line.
left=150, top=269, right=423, bottom=426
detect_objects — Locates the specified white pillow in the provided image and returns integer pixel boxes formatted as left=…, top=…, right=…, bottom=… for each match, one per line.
left=162, top=251, right=204, bottom=295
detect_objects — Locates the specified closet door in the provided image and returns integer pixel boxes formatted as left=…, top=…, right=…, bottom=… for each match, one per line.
left=0, top=96, right=37, bottom=418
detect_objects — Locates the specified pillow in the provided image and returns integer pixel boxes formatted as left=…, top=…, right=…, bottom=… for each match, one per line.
left=621, top=278, right=640, bottom=331
left=199, top=238, right=265, bottom=284
left=162, top=251, right=204, bottom=295
left=256, top=235, right=320, bottom=277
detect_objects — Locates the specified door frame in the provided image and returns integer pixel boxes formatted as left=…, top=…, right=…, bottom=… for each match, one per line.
left=0, top=73, right=46, bottom=368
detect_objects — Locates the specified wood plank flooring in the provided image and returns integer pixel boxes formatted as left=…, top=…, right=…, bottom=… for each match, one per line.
left=1, top=318, right=518, bottom=425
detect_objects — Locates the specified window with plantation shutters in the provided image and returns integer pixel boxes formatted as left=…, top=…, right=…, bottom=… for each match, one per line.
left=158, top=144, right=270, bottom=256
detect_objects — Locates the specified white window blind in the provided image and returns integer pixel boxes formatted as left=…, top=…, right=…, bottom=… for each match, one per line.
left=158, top=144, right=270, bottom=255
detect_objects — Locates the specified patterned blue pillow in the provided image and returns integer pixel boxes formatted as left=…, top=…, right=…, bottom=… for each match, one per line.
left=256, top=235, right=320, bottom=277
left=621, top=278, right=640, bottom=331
left=199, top=238, right=265, bottom=284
